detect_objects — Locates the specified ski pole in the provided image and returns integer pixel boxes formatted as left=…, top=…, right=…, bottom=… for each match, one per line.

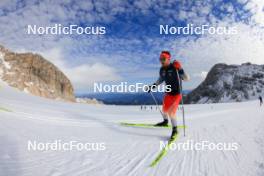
left=150, top=91, right=165, bottom=119
left=176, top=70, right=186, bottom=137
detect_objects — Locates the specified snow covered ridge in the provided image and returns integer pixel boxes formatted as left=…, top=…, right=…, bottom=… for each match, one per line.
left=186, top=63, right=264, bottom=104
left=0, top=47, right=11, bottom=78
left=76, top=97, right=103, bottom=105
left=0, top=45, right=75, bottom=102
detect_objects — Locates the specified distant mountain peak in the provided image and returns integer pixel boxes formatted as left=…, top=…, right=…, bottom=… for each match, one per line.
left=186, top=63, right=264, bottom=104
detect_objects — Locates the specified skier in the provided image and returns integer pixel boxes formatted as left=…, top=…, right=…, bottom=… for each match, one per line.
left=148, top=51, right=190, bottom=139
left=259, top=96, right=263, bottom=106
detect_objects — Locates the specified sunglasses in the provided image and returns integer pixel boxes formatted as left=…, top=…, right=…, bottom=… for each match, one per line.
left=160, top=57, right=167, bottom=63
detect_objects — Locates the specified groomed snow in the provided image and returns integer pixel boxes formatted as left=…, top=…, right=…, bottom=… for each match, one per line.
left=0, top=81, right=264, bottom=176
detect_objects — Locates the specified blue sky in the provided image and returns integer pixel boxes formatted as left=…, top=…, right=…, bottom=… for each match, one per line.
left=0, top=0, right=263, bottom=93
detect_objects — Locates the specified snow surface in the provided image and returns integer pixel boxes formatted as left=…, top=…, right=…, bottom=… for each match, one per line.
left=0, top=81, right=264, bottom=176
left=0, top=52, right=11, bottom=70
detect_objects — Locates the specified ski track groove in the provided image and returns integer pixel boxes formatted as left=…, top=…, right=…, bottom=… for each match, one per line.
left=211, top=125, right=232, bottom=176
left=57, top=154, right=103, bottom=176
left=113, top=143, right=142, bottom=176
left=127, top=153, right=151, bottom=176
left=165, top=164, right=174, bottom=176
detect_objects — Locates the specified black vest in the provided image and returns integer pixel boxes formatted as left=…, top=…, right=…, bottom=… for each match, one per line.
left=159, top=63, right=183, bottom=95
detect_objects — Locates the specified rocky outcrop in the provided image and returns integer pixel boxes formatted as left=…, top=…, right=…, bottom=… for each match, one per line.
left=185, top=63, right=264, bottom=104
left=0, top=45, right=75, bottom=102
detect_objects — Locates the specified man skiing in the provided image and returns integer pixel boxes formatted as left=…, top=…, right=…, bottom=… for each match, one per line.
left=148, top=51, right=190, bottom=139
left=259, top=96, right=263, bottom=106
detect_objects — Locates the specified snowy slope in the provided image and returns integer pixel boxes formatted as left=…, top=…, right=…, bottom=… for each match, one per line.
left=0, top=81, right=264, bottom=176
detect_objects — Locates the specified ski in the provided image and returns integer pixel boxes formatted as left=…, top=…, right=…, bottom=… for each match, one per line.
left=120, top=122, right=186, bottom=129
left=120, top=122, right=183, bottom=166
left=0, top=107, right=12, bottom=112
left=150, top=133, right=179, bottom=167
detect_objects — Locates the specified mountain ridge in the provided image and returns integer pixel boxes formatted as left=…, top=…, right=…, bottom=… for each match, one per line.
left=185, top=62, right=264, bottom=104
left=0, top=45, right=75, bottom=102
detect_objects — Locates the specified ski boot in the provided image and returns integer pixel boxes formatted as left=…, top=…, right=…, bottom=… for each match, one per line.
left=155, top=119, right=168, bottom=127
left=170, top=126, right=178, bottom=140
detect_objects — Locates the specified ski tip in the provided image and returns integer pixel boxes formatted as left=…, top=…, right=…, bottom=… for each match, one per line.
left=169, top=134, right=179, bottom=142
left=0, top=107, right=12, bottom=112
left=150, top=163, right=156, bottom=167
left=149, top=134, right=179, bottom=167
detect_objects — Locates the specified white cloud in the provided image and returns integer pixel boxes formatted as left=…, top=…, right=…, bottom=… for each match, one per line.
left=169, top=21, right=264, bottom=89
left=65, top=63, right=122, bottom=91
left=201, top=71, right=208, bottom=79
left=177, top=23, right=264, bottom=66
left=40, top=48, right=122, bottom=92
left=245, top=0, right=264, bottom=26
left=192, top=71, right=208, bottom=80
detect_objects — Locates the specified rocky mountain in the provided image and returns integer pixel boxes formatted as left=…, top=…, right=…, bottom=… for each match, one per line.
left=185, top=63, right=264, bottom=104
left=0, top=45, right=75, bottom=102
